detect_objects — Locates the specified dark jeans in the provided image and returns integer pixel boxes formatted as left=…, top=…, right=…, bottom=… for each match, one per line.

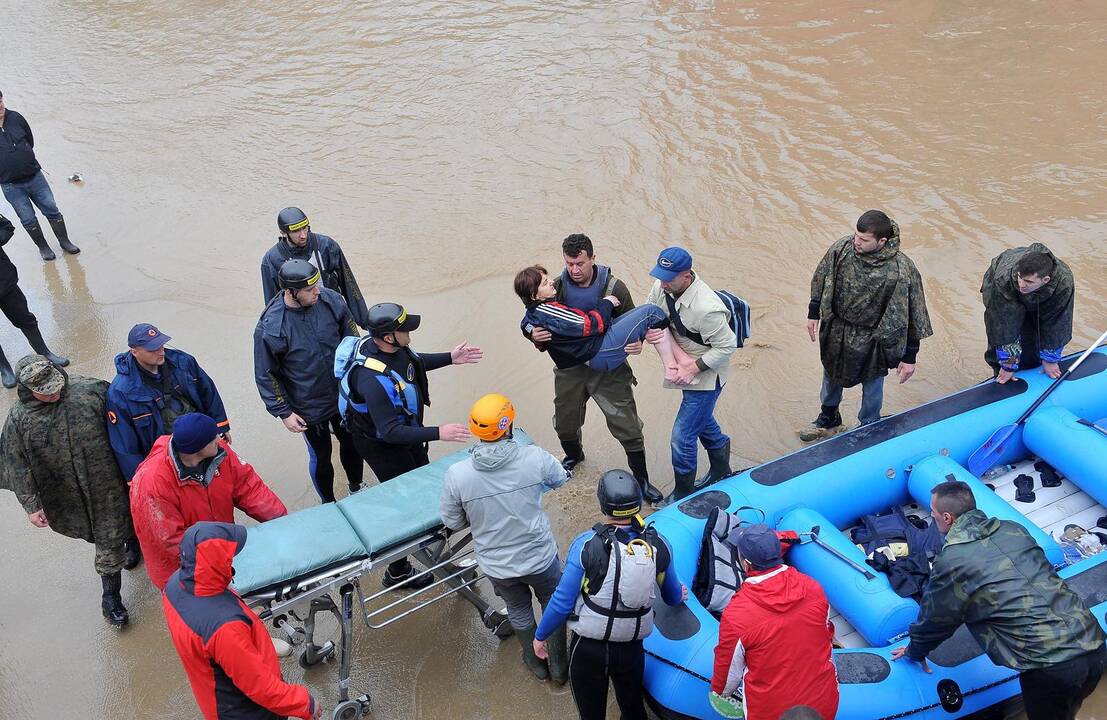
left=302, top=414, right=363, bottom=503
left=820, top=370, right=885, bottom=425
left=487, top=556, right=562, bottom=631
left=671, top=378, right=729, bottom=476
left=350, top=430, right=430, bottom=576
left=1019, top=645, right=1107, bottom=720
left=1, top=171, right=62, bottom=228
left=568, top=635, right=646, bottom=720
left=588, top=304, right=669, bottom=372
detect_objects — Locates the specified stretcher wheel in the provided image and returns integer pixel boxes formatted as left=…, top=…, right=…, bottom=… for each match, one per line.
left=332, top=696, right=370, bottom=720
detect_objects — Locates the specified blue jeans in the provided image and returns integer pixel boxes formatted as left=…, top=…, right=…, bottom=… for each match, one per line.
left=671, top=378, right=729, bottom=475
left=820, top=371, right=884, bottom=425
left=1, top=171, right=62, bottom=228
left=588, top=304, right=669, bottom=372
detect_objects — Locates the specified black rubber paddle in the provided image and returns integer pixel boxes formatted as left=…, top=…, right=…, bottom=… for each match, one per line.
left=967, top=329, right=1107, bottom=477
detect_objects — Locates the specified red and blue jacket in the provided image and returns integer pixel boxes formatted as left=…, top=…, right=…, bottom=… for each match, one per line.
left=520, top=297, right=615, bottom=369
left=162, top=522, right=314, bottom=720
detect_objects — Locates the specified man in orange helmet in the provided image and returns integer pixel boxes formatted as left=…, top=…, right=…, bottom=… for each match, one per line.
left=440, top=394, right=571, bottom=684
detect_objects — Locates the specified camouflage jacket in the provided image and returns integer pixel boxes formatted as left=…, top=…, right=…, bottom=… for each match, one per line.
left=981, top=243, right=1074, bottom=366
left=906, top=510, right=1104, bottom=671
left=809, top=221, right=932, bottom=387
left=0, top=357, right=132, bottom=546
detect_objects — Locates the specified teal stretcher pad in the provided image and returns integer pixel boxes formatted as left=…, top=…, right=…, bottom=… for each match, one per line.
left=232, top=430, right=534, bottom=595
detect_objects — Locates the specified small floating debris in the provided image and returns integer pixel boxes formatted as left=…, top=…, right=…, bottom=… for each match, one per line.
left=67, top=173, right=84, bottom=184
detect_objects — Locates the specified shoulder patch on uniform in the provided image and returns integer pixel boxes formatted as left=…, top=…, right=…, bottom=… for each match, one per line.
left=107, top=410, right=117, bottom=424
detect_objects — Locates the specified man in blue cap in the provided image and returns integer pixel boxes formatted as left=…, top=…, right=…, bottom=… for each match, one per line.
left=106, top=323, right=231, bottom=481
left=645, top=247, right=737, bottom=505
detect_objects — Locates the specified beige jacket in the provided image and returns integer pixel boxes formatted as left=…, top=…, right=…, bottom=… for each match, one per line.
left=646, top=273, right=736, bottom=391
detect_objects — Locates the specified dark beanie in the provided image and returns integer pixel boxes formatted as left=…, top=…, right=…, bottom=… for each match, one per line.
left=172, top=413, right=219, bottom=454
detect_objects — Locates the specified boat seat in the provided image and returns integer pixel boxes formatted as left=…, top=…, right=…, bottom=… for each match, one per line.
left=1025, top=407, right=1107, bottom=509
left=907, top=455, right=1064, bottom=566
left=778, top=507, right=919, bottom=647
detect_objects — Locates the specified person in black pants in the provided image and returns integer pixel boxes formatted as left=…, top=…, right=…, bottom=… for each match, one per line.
left=0, top=213, right=69, bottom=387
left=339, top=302, right=481, bottom=588
left=253, top=259, right=364, bottom=502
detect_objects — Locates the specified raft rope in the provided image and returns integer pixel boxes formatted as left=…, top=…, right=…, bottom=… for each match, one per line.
left=643, top=649, right=712, bottom=684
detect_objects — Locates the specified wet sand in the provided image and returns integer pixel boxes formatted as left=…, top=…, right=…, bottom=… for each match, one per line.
left=1, top=1, right=1106, bottom=718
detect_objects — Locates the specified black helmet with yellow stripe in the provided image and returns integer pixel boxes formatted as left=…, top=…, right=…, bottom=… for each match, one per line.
left=598, top=469, right=642, bottom=519
left=278, top=259, right=321, bottom=291
left=277, top=207, right=310, bottom=234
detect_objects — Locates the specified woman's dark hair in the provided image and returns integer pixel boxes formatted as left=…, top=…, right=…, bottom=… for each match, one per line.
left=513, top=265, right=548, bottom=305
left=856, top=210, right=894, bottom=241
left=1016, top=251, right=1055, bottom=279
left=562, top=233, right=594, bottom=259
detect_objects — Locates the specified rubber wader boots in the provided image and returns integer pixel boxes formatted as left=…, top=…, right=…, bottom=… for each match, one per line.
left=695, top=441, right=733, bottom=490
left=47, top=217, right=80, bottom=255
left=545, top=625, right=568, bottom=685
left=123, top=537, right=143, bottom=571
left=101, top=572, right=129, bottom=627
left=0, top=346, right=15, bottom=388
left=660, top=470, right=696, bottom=508
left=799, top=405, right=843, bottom=442
left=25, top=222, right=55, bottom=261
left=560, top=439, right=585, bottom=475
left=627, top=450, right=663, bottom=504
left=516, top=625, right=549, bottom=681
left=23, top=325, right=70, bottom=366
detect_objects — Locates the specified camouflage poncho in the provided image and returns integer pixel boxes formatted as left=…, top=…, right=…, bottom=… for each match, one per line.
left=0, top=356, right=132, bottom=546
left=981, top=243, right=1074, bottom=366
left=906, top=510, right=1104, bottom=670
left=809, top=222, right=933, bottom=387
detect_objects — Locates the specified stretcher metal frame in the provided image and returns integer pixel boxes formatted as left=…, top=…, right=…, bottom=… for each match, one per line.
left=243, top=526, right=512, bottom=720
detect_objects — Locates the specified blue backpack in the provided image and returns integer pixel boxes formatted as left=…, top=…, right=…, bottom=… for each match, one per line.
left=664, top=290, right=752, bottom=348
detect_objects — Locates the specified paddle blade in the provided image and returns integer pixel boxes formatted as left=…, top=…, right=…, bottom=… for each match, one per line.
left=967, top=424, right=1021, bottom=477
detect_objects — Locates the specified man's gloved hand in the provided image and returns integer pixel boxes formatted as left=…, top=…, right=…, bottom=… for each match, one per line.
left=708, top=691, right=744, bottom=719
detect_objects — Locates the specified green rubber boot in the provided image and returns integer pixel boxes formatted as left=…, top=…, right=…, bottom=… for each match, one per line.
left=516, top=625, right=549, bottom=681
left=545, top=625, right=568, bottom=685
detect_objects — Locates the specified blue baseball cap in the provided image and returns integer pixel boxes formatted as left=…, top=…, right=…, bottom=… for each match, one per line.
left=649, top=246, right=694, bottom=282
left=127, top=323, right=171, bottom=350
left=731, top=523, right=783, bottom=570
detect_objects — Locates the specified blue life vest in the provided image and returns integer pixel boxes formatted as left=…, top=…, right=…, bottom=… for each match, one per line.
left=559, top=265, right=611, bottom=311
left=335, top=336, right=420, bottom=432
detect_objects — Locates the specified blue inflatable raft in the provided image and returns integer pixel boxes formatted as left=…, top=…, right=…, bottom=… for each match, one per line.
left=644, top=348, right=1107, bottom=720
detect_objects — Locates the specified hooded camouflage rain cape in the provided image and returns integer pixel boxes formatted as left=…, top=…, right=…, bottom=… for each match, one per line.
left=980, top=242, right=1074, bottom=366
left=906, top=509, right=1104, bottom=670
left=0, top=355, right=132, bottom=546
left=810, top=220, right=933, bottom=387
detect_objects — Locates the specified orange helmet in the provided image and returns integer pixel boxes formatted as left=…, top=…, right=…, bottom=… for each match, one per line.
left=469, top=393, right=515, bottom=441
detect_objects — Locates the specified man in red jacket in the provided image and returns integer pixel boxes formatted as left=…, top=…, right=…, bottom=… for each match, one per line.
left=163, top=521, right=319, bottom=720
left=131, top=413, right=288, bottom=589
left=710, top=524, right=839, bottom=720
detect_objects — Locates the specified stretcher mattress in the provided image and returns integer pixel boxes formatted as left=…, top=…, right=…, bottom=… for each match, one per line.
left=233, top=430, right=534, bottom=595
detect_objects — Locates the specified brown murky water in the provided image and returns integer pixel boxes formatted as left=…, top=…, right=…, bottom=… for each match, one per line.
left=2, top=1, right=1106, bottom=718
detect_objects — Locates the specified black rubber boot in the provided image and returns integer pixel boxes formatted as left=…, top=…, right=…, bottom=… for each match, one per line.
left=627, top=450, right=663, bottom=505
left=1014, top=474, right=1036, bottom=503
left=696, top=441, right=733, bottom=489
left=799, top=405, right=843, bottom=442
left=545, top=624, right=568, bottom=685
left=48, top=217, right=80, bottom=255
left=23, top=326, right=70, bottom=367
left=101, top=572, right=129, bottom=627
left=26, top=222, right=56, bottom=261
left=0, top=346, right=15, bottom=389
left=123, top=538, right=143, bottom=571
left=560, top=439, right=585, bottom=475
left=382, top=560, right=435, bottom=591
left=659, top=470, right=697, bottom=508
left=516, top=625, right=550, bottom=681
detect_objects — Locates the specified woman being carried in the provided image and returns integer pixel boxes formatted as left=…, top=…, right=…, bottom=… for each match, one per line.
left=515, top=265, right=697, bottom=383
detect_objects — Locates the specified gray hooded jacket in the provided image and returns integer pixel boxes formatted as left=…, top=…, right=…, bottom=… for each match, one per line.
left=439, top=437, right=568, bottom=580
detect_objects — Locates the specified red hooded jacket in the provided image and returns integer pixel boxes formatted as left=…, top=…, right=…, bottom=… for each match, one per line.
left=131, top=435, right=287, bottom=589
left=163, top=522, right=314, bottom=720
left=711, top=565, right=839, bottom=720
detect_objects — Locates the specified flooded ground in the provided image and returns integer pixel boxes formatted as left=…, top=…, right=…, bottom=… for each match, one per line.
left=1, top=1, right=1106, bottom=718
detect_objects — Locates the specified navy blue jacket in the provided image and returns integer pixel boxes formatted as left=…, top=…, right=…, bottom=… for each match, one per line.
left=253, top=288, right=358, bottom=424
left=106, top=349, right=230, bottom=480
left=260, top=233, right=370, bottom=329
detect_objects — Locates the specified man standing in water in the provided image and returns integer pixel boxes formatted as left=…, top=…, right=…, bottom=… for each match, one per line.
left=0, top=90, right=80, bottom=260
left=526, top=234, right=662, bottom=504
left=0, top=356, right=133, bottom=626
left=260, top=207, right=371, bottom=329
left=981, top=243, right=1074, bottom=383
left=253, top=259, right=365, bottom=503
left=801, top=210, right=932, bottom=440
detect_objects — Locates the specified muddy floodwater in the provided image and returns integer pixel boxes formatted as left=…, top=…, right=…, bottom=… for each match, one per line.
left=2, top=1, right=1106, bottom=718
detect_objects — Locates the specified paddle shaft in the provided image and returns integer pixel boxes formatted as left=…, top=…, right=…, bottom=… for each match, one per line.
left=1013, top=328, right=1107, bottom=426
left=801, top=531, right=876, bottom=580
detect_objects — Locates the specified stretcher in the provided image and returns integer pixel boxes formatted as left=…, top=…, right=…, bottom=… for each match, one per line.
left=233, top=432, right=535, bottom=720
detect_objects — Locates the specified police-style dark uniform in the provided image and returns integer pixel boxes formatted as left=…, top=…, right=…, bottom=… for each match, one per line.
left=260, top=231, right=370, bottom=330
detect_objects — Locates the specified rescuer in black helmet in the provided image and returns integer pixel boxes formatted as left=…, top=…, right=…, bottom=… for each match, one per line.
left=260, top=207, right=371, bottom=329
left=253, top=259, right=365, bottom=503
left=532, top=469, right=688, bottom=719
